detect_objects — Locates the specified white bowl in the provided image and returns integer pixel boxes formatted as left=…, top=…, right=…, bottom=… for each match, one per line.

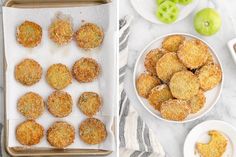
left=130, top=0, right=199, bottom=24
left=184, top=120, right=236, bottom=157
left=133, top=33, right=224, bottom=123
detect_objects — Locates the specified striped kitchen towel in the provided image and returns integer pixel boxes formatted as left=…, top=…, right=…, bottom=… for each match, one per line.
left=0, top=123, right=2, bottom=157
left=0, top=123, right=9, bottom=157
left=0, top=124, right=10, bottom=157
left=119, top=16, right=165, bottom=157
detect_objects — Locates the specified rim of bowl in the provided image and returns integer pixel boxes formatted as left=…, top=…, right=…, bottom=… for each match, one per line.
left=133, top=32, right=224, bottom=124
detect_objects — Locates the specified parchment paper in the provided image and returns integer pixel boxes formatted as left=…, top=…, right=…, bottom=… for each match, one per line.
left=2, top=3, right=116, bottom=151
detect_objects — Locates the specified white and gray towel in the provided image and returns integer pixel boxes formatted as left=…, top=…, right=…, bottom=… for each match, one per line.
left=0, top=124, right=2, bottom=157
left=0, top=124, right=9, bottom=157
left=119, top=16, right=165, bottom=157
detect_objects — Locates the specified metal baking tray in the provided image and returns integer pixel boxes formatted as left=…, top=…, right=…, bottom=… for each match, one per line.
left=3, top=0, right=114, bottom=156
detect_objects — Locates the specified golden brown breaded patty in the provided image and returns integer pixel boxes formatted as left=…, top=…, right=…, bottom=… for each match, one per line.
left=177, top=39, right=209, bottom=69
left=79, top=118, right=107, bottom=145
left=156, top=52, right=186, bottom=82
left=136, top=73, right=161, bottom=98
left=16, top=120, right=44, bottom=146
left=189, top=90, right=206, bottom=114
left=78, top=92, right=102, bottom=117
left=49, top=19, right=73, bottom=45
left=197, top=130, right=228, bottom=157
left=169, top=71, right=200, bottom=100
left=17, top=92, right=45, bottom=119
left=196, top=64, right=222, bottom=91
left=46, top=63, right=72, bottom=90
left=144, top=48, right=167, bottom=75
left=47, top=121, right=75, bottom=148
left=47, top=91, right=72, bottom=118
left=15, top=58, right=42, bottom=86
left=72, top=58, right=100, bottom=83
left=148, top=84, right=173, bottom=111
left=205, top=51, right=214, bottom=65
left=75, top=23, right=104, bottom=50
left=160, top=99, right=191, bottom=121
left=16, top=21, right=42, bottom=48
left=162, top=35, right=185, bottom=52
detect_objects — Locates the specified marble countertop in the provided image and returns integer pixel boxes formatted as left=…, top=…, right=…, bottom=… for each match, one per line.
left=120, top=0, right=236, bottom=156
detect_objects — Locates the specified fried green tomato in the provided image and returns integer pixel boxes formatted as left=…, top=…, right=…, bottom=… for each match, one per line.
left=148, top=84, right=173, bottom=111
left=47, top=91, right=72, bottom=118
left=136, top=73, right=161, bottom=98
left=177, top=39, right=209, bottom=69
left=197, top=130, right=228, bottom=157
left=160, top=99, right=191, bottom=121
left=78, top=92, right=102, bottom=117
left=169, top=71, right=200, bottom=100
left=79, top=118, right=107, bottom=145
left=162, top=35, right=185, bottom=52
left=189, top=90, right=206, bottom=114
left=156, top=52, right=186, bottom=82
left=75, top=23, right=104, bottom=50
left=49, top=19, right=73, bottom=45
left=47, top=121, right=75, bottom=148
left=196, top=63, right=222, bottom=91
left=205, top=51, right=214, bottom=65
left=46, top=63, right=72, bottom=90
left=15, top=58, right=42, bottom=86
left=144, top=48, right=167, bottom=75
left=17, top=92, right=44, bottom=119
left=72, top=58, right=100, bottom=83
left=16, top=120, right=44, bottom=146
left=16, top=21, right=42, bottom=48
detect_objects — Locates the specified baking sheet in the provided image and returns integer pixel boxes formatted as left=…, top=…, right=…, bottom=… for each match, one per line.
left=3, top=3, right=116, bottom=151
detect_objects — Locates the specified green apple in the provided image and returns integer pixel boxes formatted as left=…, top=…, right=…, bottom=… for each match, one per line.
left=194, top=8, right=222, bottom=36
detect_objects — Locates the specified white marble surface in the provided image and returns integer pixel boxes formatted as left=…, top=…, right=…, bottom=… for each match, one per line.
left=120, top=0, right=236, bottom=156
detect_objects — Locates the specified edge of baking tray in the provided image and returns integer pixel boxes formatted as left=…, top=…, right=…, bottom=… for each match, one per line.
left=3, top=0, right=111, bottom=8
left=3, top=0, right=114, bottom=156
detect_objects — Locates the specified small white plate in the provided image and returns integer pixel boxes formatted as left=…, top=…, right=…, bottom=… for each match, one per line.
left=130, top=0, right=199, bottom=24
left=184, top=120, right=236, bottom=157
left=133, top=33, right=224, bottom=123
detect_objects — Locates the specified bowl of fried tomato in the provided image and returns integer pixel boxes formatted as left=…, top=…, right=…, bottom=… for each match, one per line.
left=134, top=33, right=223, bottom=123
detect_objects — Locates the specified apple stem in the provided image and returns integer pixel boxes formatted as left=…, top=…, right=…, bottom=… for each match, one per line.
left=204, top=21, right=209, bottom=27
